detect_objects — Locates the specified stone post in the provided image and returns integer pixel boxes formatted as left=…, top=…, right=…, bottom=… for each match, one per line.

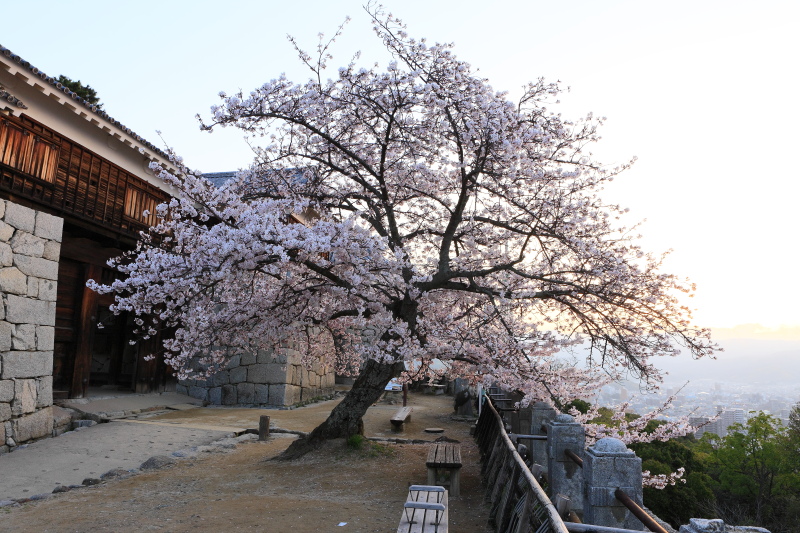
left=507, top=390, right=525, bottom=433
left=583, top=437, right=644, bottom=531
left=529, top=401, right=557, bottom=468
left=546, top=414, right=585, bottom=514
left=517, top=405, right=532, bottom=435
left=258, top=415, right=270, bottom=440
left=453, top=378, right=474, bottom=416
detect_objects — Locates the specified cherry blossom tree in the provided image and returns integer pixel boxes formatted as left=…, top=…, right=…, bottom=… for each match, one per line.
left=92, top=7, right=717, bottom=458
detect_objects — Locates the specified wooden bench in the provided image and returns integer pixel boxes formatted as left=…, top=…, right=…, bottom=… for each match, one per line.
left=397, top=485, right=448, bottom=533
left=426, top=443, right=462, bottom=497
left=391, top=406, right=413, bottom=430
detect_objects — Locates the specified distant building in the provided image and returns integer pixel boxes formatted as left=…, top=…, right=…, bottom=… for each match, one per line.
left=619, top=386, right=629, bottom=403
left=691, top=408, right=746, bottom=439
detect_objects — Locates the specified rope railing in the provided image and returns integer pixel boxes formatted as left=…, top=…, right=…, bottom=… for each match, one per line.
left=475, top=391, right=569, bottom=533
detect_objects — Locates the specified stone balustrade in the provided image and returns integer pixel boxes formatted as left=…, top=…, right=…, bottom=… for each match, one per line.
left=484, top=388, right=771, bottom=533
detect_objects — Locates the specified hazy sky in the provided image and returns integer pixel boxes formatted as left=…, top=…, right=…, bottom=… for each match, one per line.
left=3, top=0, right=799, bottom=334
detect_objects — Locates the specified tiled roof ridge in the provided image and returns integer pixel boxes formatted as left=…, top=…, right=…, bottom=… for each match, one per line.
left=0, top=44, right=171, bottom=162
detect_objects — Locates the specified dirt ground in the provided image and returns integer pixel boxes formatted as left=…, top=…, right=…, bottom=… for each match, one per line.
left=1, top=391, right=493, bottom=532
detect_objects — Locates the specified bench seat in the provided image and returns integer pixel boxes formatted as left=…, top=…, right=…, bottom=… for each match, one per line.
left=397, top=485, right=448, bottom=533
left=426, top=443, right=462, bottom=497
left=391, top=406, right=413, bottom=429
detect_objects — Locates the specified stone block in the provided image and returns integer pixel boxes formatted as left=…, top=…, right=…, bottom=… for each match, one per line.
left=221, top=384, right=237, bottom=405
left=210, top=369, right=230, bottom=386
left=254, top=384, right=269, bottom=404
left=52, top=405, right=73, bottom=435
left=247, top=363, right=288, bottom=384
left=47, top=301, right=56, bottom=324
left=0, top=267, right=28, bottom=295
left=12, top=379, right=37, bottom=415
left=0, top=380, right=13, bottom=402
left=10, top=406, right=53, bottom=443
left=679, top=519, right=770, bottom=533
left=12, top=324, right=36, bottom=350
left=239, top=350, right=256, bottom=366
left=256, top=348, right=276, bottom=364
left=13, top=255, right=58, bottom=281
left=0, top=322, right=11, bottom=352
left=4, top=203, right=36, bottom=233
left=27, top=276, right=38, bottom=297
left=188, top=386, right=208, bottom=401
left=269, top=384, right=301, bottom=406
left=34, top=211, right=63, bottom=242
left=42, top=240, right=60, bottom=261
left=0, top=403, right=10, bottom=421
left=1, top=351, right=52, bottom=378
left=229, top=365, right=247, bottom=384
left=0, top=220, right=13, bottom=242
left=237, top=383, right=255, bottom=404
left=11, top=232, right=45, bottom=257
left=263, top=349, right=288, bottom=365
left=0, top=242, right=11, bottom=267
left=175, top=384, right=188, bottom=395
left=36, top=326, right=54, bottom=351
left=36, top=375, right=52, bottom=408
left=37, top=279, right=57, bottom=302
left=227, top=354, right=241, bottom=368
left=208, top=387, right=222, bottom=405
left=5, top=295, right=53, bottom=325
left=0, top=199, right=4, bottom=218
left=283, top=349, right=301, bottom=365
left=289, top=365, right=303, bottom=386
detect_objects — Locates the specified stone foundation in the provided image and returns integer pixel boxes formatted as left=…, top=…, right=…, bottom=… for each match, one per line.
left=179, top=345, right=335, bottom=407
left=0, top=200, right=61, bottom=453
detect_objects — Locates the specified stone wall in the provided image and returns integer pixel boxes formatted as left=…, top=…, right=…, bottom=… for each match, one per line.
left=0, top=200, right=62, bottom=453
left=178, top=344, right=335, bottom=407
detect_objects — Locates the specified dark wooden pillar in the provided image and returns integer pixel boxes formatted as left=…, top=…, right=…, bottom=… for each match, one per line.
left=70, top=263, right=101, bottom=398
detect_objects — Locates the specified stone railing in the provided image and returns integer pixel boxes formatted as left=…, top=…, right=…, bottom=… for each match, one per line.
left=479, top=389, right=770, bottom=533
left=0, top=200, right=62, bottom=452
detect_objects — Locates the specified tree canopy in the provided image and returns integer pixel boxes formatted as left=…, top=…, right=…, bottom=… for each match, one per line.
left=698, top=412, right=800, bottom=531
left=57, top=75, right=102, bottom=108
left=92, top=7, right=717, bottom=455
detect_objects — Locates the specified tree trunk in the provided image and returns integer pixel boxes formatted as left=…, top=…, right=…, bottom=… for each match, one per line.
left=278, top=359, right=402, bottom=459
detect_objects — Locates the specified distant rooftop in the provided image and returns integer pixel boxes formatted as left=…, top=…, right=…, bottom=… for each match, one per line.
left=202, top=171, right=237, bottom=188
left=201, top=169, right=307, bottom=197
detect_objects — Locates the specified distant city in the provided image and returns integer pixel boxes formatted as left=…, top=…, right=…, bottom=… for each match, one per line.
left=596, top=379, right=798, bottom=438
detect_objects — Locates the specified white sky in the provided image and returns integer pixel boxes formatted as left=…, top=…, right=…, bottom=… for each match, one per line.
left=4, top=0, right=799, bottom=332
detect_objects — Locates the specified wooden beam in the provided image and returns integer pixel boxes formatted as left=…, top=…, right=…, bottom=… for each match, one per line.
left=70, top=263, right=101, bottom=398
